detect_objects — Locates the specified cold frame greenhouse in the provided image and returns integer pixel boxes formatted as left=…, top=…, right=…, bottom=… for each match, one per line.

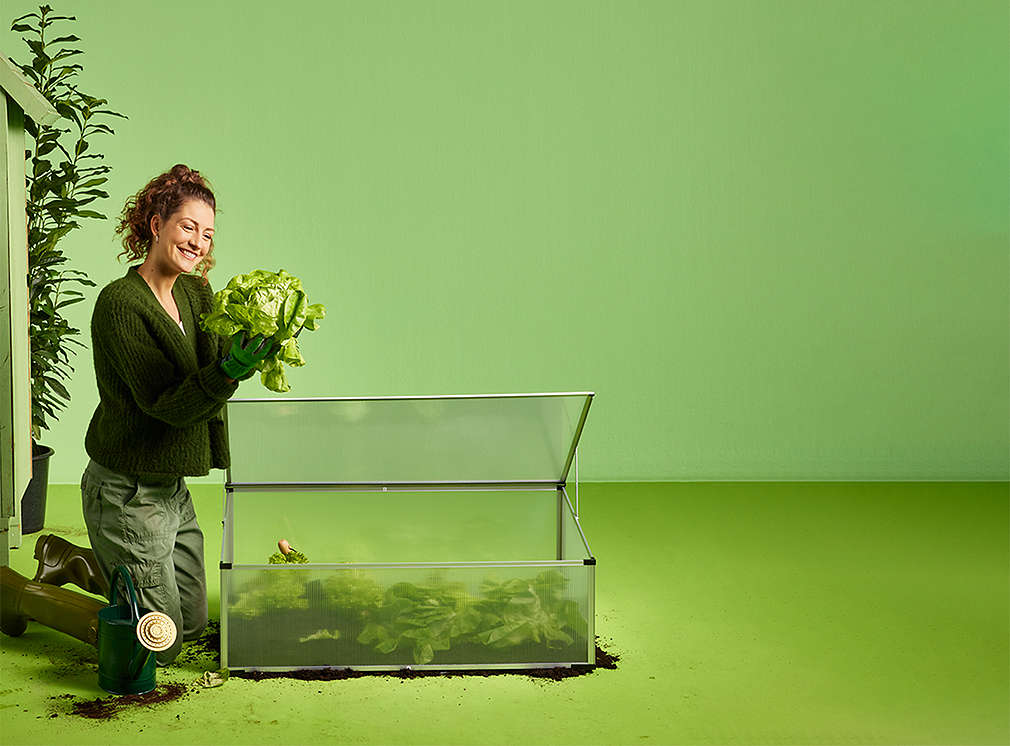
left=219, top=392, right=596, bottom=671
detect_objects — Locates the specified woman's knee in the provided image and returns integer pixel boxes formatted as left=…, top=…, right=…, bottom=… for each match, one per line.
left=182, top=613, right=207, bottom=642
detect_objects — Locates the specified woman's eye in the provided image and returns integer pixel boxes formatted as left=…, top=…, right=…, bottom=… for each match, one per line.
left=183, top=225, right=192, bottom=231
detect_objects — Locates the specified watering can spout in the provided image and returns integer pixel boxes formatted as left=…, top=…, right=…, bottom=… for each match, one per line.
left=127, top=612, right=177, bottom=678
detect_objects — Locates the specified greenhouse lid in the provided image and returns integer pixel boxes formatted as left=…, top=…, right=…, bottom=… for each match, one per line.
left=224, top=392, right=594, bottom=488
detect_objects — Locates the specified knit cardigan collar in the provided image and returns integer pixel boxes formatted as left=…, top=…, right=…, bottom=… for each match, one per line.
left=124, top=265, right=204, bottom=366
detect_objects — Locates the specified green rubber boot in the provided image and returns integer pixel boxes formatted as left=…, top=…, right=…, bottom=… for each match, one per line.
left=1, top=565, right=103, bottom=645
left=33, top=534, right=110, bottom=597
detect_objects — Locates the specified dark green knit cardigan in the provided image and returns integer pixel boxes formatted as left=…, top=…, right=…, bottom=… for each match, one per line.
left=84, top=265, right=239, bottom=478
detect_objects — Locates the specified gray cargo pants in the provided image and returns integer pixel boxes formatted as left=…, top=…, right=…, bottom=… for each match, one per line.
left=81, top=459, right=208, bottom=665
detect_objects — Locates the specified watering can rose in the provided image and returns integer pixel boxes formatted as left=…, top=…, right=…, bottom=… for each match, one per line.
left=199, top=269, right=326, bottom=392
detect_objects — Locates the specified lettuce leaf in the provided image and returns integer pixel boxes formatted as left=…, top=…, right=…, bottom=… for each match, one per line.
left=198, top=269, right=326, bottom=392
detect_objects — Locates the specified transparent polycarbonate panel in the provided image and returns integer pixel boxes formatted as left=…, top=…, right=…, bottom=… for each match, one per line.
left=223, top=563, right=592, bottom=669
left=225, top=394, right=591, bottom=484
left=229, top=489, right=562, bottom=564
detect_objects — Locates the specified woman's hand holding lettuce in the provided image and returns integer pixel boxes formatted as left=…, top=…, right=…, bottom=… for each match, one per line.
left=219, top=332, right=276, bottom=381
left=200, top=269, right=326, bottom=392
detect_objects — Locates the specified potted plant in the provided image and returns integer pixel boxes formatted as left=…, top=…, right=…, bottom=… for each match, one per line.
left=9, top=4, right=126, bottom=532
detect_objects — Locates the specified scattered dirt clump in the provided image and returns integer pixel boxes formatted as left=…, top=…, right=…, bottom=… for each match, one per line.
left=594, top=641, right=620, bottom=669
left=66, top=682, right=190, bottom=720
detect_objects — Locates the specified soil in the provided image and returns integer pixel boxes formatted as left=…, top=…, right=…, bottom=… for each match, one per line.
left=40, top=624, right=618, bottom=722
left=44, top=622, right=220, bottom=721
left=53, top=682, right=190, bottom=720
left=233, top=636, right=620, bottom=682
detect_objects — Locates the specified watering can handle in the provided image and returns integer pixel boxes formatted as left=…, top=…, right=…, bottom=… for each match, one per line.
left=110, top=565, right=142, bottom=624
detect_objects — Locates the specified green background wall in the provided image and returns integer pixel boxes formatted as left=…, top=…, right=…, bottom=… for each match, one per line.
left=4, top=0, right=1008, bottom=485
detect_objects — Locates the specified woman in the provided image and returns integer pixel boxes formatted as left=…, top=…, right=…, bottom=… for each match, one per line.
left=1, top=164, right=273, bottom=665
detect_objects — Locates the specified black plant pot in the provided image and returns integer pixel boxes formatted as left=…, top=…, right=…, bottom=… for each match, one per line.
left=21, top=442, right=54, bottom=535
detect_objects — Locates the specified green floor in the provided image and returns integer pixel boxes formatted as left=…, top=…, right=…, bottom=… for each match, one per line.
left=2, top=482, right=1008, bottom=745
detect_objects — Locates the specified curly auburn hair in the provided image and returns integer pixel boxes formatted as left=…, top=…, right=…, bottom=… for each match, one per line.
left=114, top=164, right=218, bottom=285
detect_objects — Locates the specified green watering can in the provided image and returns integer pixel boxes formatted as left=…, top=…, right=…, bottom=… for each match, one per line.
left=97, top=565, right=177, bottom=695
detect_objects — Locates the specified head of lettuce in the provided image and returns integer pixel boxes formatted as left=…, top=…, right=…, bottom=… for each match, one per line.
left=198, top=269, right=326, bottom=392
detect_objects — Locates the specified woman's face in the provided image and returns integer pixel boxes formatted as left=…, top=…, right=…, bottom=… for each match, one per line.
left=149, top=199, right=215, bottom=275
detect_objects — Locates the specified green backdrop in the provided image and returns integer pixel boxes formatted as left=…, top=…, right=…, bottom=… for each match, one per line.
left=4, top=0, right=1008, bottom=484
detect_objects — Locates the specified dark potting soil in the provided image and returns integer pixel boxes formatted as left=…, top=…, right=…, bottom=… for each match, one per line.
left=46, top=623, right=220, bottom=721
left=232, top=636, right=620, bottom=682
left=56, top=682, right=191, bottom=720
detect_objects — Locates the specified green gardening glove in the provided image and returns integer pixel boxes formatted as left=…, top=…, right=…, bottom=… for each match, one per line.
left=220, top=332, right=276, bottom=380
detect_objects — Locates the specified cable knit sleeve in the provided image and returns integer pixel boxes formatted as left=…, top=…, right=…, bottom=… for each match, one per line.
left=92, top=290, right=238, bottom=429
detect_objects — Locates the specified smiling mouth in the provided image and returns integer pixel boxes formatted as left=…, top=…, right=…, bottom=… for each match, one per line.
left=178, top=247, right=199, bottom=260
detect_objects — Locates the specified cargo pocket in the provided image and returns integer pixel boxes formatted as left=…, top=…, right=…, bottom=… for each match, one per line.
left=117, top=561, right=177, bottom=634
left=111, top=561, right=163, bottom=602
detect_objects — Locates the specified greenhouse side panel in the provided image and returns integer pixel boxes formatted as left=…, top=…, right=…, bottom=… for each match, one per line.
left=223, top=562, right=594, bottom=670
